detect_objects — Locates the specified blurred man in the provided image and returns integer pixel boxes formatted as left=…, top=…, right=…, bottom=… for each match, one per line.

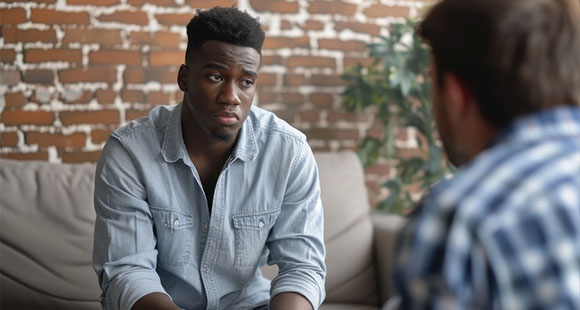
left=93, top=7, right=325, bottom=310
left=394, top=0, right=580, bottom=309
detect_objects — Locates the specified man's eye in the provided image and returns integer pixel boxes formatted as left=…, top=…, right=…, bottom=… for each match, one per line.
left=241, top=79, right=254, bottom=87
left=208, top=75, right=222, bottom=82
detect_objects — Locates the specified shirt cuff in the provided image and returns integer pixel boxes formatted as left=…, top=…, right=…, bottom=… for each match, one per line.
left=270, top=273, right=324, bottom=309
left=107, top=271, right=170, bottom=310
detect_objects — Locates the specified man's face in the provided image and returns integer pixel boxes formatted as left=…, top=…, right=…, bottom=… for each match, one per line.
left=429, top=59, right=463, bottom=166
left=179, top=40, right=260, bottom=143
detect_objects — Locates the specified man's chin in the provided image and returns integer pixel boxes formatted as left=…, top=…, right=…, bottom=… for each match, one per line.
left=209, top=131, right=234, bottom=143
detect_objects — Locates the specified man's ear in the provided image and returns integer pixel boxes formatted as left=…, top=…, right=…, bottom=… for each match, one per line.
left=443, top=73, right=475, bottom=118
left=177, top=64, right=188, bottom=92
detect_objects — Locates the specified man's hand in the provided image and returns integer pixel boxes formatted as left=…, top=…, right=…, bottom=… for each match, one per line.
left=131, top=292, right=182, bottom=310
left=270, top=292, right=314, bottom=310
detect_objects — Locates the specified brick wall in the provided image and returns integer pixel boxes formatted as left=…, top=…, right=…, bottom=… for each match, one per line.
left=0, top=0, right=430, bottom=207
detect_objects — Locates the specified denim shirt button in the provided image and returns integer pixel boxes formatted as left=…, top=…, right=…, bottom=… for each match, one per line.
left=258, top=220, right=264, bottom=228
left=174, top=220, right=179, bottom=227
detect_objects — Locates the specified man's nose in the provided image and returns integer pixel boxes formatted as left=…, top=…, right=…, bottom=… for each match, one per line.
left=217, top=81, right=241, bottom=105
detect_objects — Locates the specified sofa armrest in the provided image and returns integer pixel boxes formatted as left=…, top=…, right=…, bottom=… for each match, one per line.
left=371, top=211, right=406, bottom=305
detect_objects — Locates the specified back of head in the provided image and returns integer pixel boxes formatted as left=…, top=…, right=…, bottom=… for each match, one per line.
left=185, top=6, right=265, bottom=63
left=419, top=0, right=580, bottom=127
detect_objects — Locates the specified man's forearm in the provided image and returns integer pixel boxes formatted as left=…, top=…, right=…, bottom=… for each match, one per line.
left=131, top=292, right=182, bottom=310
left=270, top=292, right=314, bottom=310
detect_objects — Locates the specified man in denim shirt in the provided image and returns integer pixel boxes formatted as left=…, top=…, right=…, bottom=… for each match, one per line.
left=93, top=7, right=325, bottom=310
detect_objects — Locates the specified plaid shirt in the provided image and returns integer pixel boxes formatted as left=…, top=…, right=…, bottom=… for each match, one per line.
left=394, top=106, right=580, bottom=310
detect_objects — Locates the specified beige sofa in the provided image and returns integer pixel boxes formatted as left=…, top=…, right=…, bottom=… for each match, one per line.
left=0, top=151, right=405, bottom=310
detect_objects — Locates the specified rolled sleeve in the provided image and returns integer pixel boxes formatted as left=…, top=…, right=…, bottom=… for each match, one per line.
left=93, top=137, right=168, bottom=310
left=267, top=141, right=326, bottom=308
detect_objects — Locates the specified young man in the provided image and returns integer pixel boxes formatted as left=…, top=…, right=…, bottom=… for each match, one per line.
left=93, top=7, right=325, bottom=310
left=394, top=0, right=580, bottom=309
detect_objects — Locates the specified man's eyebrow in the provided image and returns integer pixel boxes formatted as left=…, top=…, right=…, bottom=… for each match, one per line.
left=202, top=63, right=228, bottom=71
left=243, top=69, right=257, bottom=78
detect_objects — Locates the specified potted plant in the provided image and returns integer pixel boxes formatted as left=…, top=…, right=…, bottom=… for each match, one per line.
left=341, top=19, right=452, bottom=214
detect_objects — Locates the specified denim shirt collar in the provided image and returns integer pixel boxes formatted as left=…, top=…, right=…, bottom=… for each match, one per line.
left=161, top=102, right=259, bottom=164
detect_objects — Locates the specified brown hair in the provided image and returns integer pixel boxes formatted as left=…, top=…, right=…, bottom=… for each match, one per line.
left=419, top=0, right=580, bottom=127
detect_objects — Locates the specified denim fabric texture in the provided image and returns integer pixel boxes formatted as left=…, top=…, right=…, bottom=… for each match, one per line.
left=395, top=106, right=580, bottom=310
left=93, top=102, right=326, bottom=310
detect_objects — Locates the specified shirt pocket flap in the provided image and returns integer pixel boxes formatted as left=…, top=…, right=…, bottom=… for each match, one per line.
left=150, top=207, right=194, bottom=231
left=232, top=208, right=280, bottom=230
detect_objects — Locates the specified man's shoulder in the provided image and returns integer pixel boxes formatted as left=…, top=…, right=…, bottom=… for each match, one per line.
left=111, top=104, right=175, bottom=142
left=248, top=105, right=306, bottom=143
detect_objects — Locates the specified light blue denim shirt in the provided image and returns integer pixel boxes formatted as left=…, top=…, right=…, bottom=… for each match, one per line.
left=93, top=102, right=326, bottom=310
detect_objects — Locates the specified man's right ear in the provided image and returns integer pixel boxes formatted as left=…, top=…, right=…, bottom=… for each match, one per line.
left=177, top=64, right=188, bottom=92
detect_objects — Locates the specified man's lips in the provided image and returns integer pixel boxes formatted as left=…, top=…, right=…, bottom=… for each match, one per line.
left=213, top=111, right=239, bottom=125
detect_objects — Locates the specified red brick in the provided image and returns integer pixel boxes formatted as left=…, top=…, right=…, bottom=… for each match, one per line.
left=149, top=50, right=184, bottom=66
left=2, top=0, right=54, bottom=2
left=308, top=1, right=357, bottom=15
left=147, top=91, right=172, bottom=105
left=304, top=20, right=324, bottom=31
left=1, top=132, right=19, bottom=147
left=250, top=0, right=299, bottom=13
left=25, top=49, right=82, bottom=64
left=128, top=0, right=177, bottom=6
left=0, top=152, right=49, bottom=161
left=124, top=66, right=179, bottom=84
left=0, top=8, right=27, bottom=25
left=283, top=73, right=307, bottom=87
left=1, top=111, right=55, bottom=126
left=318, top=39, right=367, bottom=52
left=129, top=31, right=181, bottom=47
left=0, top=71, right=21, bottom=86
left=90, top=50, right=142, bottom=65
left=155, top=13, right=193, bottom=26
left=310, top=93, right=333, bottom=108
left=27, top=132, right=86, bottom=148
left=91, top=129, right=112, bottom=144
left=281, top=92, right=303, bottom=105
left=397, top=147, right=423, bottom=159
left=363, top=5, right=410, bottom=18
left=335, top=22, right=381, bottom=36
left=67, top=0, right=120, bottom=5
left=187, top=0, right=236, bottom=9
left=63, top=29, right=123, bottom=46
left=261, top=55, right=282, bottom=66
left=281, top=20, right=293, bottom=30
left=22, top=70, right=54, bottom=84
left=60, top=150, right=102, bottom=163
left=4, top=92, right=27, bottom=108
left=257, top=91, right=278, bottom=104
left=257, top=73, right=277, bottom=87
left=98, top=11, right=149, bottom=25
left=31, top=9, right=90, bottom=25
left=126, top=109, right=150, bottom=120
left=61, top=90, right=92, bottom=104
left=344, top=57, right=375, bottom=69
left=96, top=89, right=117, bottom=104
left=310, top=74, right=345, bottom=87
left=299, top=110, right=320, bottom=122
left=59, top=67, right=117, bottom=83
left=328, top=110, right=366, bottom=122
left=122, top=89, right=145, bottom=103
left=3, top=29, right=57, bottom=44
left=0, top=49, right=16, bottom=63
left=263, top=36, right=310, bottom=49
left=307, top=128, right=359, bottom=139
left=60, top=110, right=120, bottom=126
left=364, top=162, right=392, bottom=175
left=287, top=56, right=336, bottom=68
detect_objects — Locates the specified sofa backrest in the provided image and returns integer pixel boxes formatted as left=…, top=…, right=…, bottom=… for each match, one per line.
left=0, top=159, right=101, bottom=310
left=0, top=151, right=378, bottom=308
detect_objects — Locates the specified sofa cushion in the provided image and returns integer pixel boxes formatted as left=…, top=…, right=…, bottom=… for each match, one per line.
left=0, top=159, right=100, bottom=309
left=314, top=152, right=377, bottom=305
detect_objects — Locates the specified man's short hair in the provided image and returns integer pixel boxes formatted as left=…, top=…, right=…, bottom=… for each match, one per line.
left=419, top=0, right=580, bottom=127
left=185, top=6, right=265, bottom=63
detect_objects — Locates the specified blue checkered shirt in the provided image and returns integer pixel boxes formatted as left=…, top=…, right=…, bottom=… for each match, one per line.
left=394, top=106, right=580, bottom=310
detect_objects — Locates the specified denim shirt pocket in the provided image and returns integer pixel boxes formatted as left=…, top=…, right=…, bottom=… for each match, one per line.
left=150, top=206, right=194, bottom=266
left=232, top=208, right=281, bottom=267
